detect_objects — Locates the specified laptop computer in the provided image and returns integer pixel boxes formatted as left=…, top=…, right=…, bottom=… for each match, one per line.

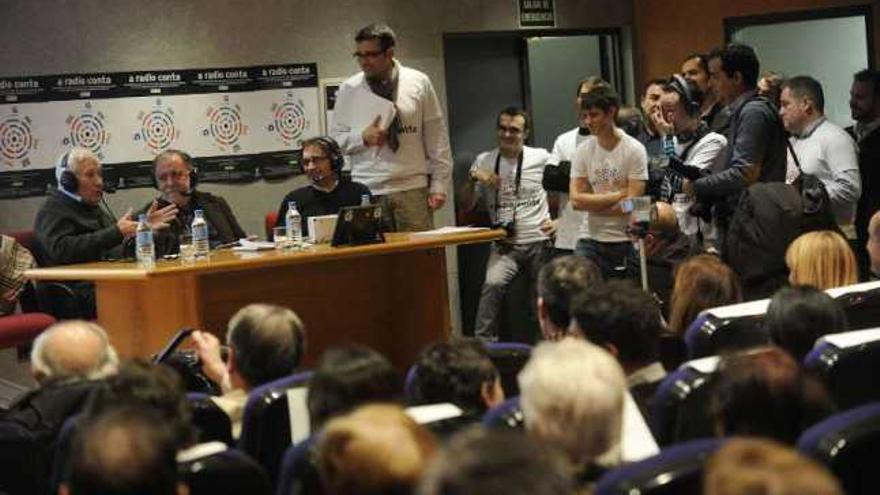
left=331, top=204, right=386, bottom=247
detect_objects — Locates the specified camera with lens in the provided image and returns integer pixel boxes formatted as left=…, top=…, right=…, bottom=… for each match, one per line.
left=493, top=221, right=516, bottom=239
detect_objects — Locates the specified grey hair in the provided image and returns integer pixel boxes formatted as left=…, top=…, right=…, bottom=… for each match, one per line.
left=56, top=147, right=100, bottom=183
left=31, top=320, right=119, bottom=382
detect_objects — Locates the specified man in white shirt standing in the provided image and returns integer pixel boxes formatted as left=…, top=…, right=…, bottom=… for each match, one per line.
left=779, top=76, right=861, bottom=231
left=545, top=76, right=609, bottom=255
left=331, top=23, right=451, bottom=232
left=570, top=86, right=648, bottom=280
left=461, top=107, right=555, bottom=342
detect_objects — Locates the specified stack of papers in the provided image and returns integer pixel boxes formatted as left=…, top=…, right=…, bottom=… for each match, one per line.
left=232, top=238, right=275, bottom=252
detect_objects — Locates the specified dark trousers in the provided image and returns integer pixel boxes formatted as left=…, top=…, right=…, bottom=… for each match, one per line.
left=574, top=238, right=639, bottom=280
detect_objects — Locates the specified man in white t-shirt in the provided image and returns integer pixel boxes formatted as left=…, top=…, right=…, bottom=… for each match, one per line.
left=650, top=75, right=727, bottom=250
left=330, top=23, right=451, bottom=232
left=570, top=86, right=648, bottom=280
left=545, top=76, right=609, bottom=254
left=461, top=107, right=555, bottom=342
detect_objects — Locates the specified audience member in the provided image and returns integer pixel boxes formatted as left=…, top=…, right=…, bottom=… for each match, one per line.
left=2, top=321, right=117, bottom=441
left=780, top=76, right=860, bottom=229
left=519, top=338, right=627, bottom=489
left=60, top=406, right=186, bottom=495
left=411, top=339, right=504, bottom=426
left=33, top=148, right=176, bottom=317
left=668, top=254, right=742, bottom=335
left=867, top=209, right=880, bottom=277
left=712, top=346, right=835, bottom=444
left=418, top=427, right=573, bottom=495
left=616, top=105, right=645, bottom=138
left=637, top=78, right=667, bottom=163
left=536, top=254, right=602, bottom=341
left=765, top=286, right=848, bottom=362
left=569, top=280, right=666, bottom=420
left=848, top=69, right=880, bottom=277
left=704, top=437, right=842, bottom=495
left=681, top=52, right=729, bottom=132
left=570, top=86, right=648, bottom=280
left=0, top=233, right=35, bottom=315
left=316, top=404, right=437, bottom=495
left=275, top=136, right=372, bottom=237
left=545, top=76, right=609, bottom=254
left=757, top=70, right=785, bottom=109
left=640, top=201, right=700, bottom=312
left=192, top=303, right=306, bottom=438
left=785, top=230, right=858, bottom=290
left=330, top=23, right=451, bottom=231
left=461, top=106, right=554, bottom=342
left=685, top=43, right=787, bottom=247
left=307, top=345, right=400, bottom=430
left=145, top=148, right=246, bottom=254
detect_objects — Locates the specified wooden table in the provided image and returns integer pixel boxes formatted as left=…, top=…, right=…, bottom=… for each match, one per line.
left=25, top=230, right=503, bottom=369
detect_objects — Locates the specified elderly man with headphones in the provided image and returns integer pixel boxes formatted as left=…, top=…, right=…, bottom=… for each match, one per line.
left=143, top=149, right=246, bottom=255
left=274, top=136, right=372, bottom=237
left=34, top=147, right=177, bottom=317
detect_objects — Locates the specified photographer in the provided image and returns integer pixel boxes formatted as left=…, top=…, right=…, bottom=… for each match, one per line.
left=460, top=106, right=554, bottom=342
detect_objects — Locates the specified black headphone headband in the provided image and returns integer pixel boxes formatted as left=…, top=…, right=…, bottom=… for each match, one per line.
left=671, top=74, right=700, bottom=115
left=59, top=150, right=79, bottom=195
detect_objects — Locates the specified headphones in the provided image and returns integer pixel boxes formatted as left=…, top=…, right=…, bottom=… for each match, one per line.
left=151, top=149, right=199, bottom=191
left=306, top=136, right=345, bottom=174
left=670, top=74, right=701, bottom=116
left=58, top=150, right=80, bottom=194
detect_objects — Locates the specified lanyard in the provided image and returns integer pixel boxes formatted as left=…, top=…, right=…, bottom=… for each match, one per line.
left=494, top=149, right=524, bottom=224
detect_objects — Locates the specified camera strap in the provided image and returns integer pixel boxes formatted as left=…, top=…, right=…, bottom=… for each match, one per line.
left=493, top=149, right=524, bottom=226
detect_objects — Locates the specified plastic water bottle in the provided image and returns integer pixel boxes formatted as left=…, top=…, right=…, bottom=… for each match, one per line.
left=361, top=194, right=371, bottom=206
left=192, top=209, right=210, bottom=259
left=135, top=214, right=155, bottom=268
left=286, top=201, right=302, bottom=246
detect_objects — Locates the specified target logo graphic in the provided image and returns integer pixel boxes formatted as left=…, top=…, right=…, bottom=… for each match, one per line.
left=134, top=99, right=180, bottom=154
left=64, top=103, right=110, bottom=157
left=203, top=97, right=247, bottom=152
left=268, top=93, right=308, bottom=147
left=0, top=107, right=37, bottom=167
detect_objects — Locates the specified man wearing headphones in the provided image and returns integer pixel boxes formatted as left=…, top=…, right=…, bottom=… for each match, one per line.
left=650, top=75, right=727, bottom=250
left=34, top=147, right=177, bottom=317
left=144, top=149, right=246, bottom=255
left=274, top=136, right=372, bottom=237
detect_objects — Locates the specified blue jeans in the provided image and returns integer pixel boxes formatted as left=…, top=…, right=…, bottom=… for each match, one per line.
left=574, top=238, right=639, bottom=280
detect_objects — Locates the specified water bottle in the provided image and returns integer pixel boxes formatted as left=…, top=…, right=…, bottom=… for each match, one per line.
left=135, top=214, right=155, bottom=268
left=286, top=201, right=302, bottom=246
left=361, top=194, right=371, bottom=206
left=192, top=209, right=210, bottom=258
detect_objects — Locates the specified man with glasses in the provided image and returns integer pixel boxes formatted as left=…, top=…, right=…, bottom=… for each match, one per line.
left=274, top=136, right=372, bottom=237
left=460, top=107, right=554, bottom=342
left=330, top=23, right=451, bottom=232
left=142, top=149, right=245, bottom=254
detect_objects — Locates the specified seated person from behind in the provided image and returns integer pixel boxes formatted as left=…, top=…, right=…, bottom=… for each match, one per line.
left=192, top=303, right=306, bottom=439
left=569, top=280, right=667, bottom=420
left=146, top=149, right=246, bottom=254
left=536, top=255, right=602, bottom=341
left=2, top=320, right=118, bottom=443
left=34, top=148, right=176, bottom=316
left=410, top=339, right=505, bottom=434
left=275, top=136, right=372, bottom=238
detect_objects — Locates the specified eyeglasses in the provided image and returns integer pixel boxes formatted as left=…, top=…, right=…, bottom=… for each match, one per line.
left=352, top=50, right=386, bottom=59
left=497, top=125, right=525, bottom=136
left=302, top=156, right=329, bottom=166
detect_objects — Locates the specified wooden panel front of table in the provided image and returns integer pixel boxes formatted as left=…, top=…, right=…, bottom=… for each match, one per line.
left=25, top=230, right=503, bottom=369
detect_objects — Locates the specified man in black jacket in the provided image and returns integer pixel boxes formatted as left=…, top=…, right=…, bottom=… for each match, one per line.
left=848, top=69, right=880, bottom=278
left=683, top=43, right=787, bottom=240
left=145, top=149, right=246, bottom=254
left=34, top=148, right=176, bottom=316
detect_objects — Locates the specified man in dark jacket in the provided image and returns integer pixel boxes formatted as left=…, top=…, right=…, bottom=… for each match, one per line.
left=34, top=148, right=176, bottom=316
left=684, top=43, right=787, bottom=235
left=848, top=69, right=880, bottom=278
left=145, top=149, right=246, bottom=255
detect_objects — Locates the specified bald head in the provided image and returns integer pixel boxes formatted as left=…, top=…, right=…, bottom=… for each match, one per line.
left=651, top=202, right=679, bottom=233
left=31, top=321, right=118, bottom=383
